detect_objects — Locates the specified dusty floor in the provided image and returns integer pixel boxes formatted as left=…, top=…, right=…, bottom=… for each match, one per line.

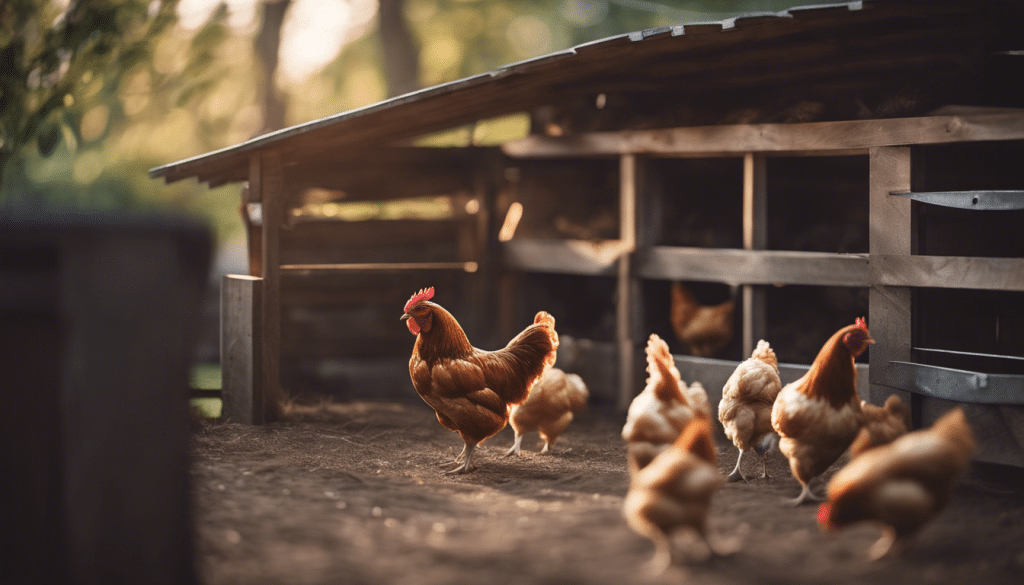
left=190, top=401, right=1024, bottom=585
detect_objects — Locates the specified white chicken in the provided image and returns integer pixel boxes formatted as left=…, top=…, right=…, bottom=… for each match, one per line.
left=622, top=334, right=711, bottom=475
left=718, top=340, right=782, bottom=482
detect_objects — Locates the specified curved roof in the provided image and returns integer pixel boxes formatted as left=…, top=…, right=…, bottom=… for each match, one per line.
left=150, top=0, right=1022, bottom=187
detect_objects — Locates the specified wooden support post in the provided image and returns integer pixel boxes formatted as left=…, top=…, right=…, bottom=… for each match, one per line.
left=250, top=151, right=285, bottom=420
left=221, top=274, right=263, bottom=424
left=241, top=183, right=263, bottom=277
left=617, top=154, right=642, bottom=410
left=474, top=150, right=503, bottom=348
left=742, top=152, right=767, bottom=358
left=868, top=146, right=913, bottom=409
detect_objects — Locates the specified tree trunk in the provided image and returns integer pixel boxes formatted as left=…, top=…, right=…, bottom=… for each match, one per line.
left=254, top=0, right=291, bottom=134
left=378, top=0, right=420, bottom=98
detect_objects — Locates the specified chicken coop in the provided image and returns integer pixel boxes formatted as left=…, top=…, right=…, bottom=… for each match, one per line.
left=152, top=1, right=1024, bottom=465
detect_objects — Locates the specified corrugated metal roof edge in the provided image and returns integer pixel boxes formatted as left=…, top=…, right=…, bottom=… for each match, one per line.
left=148, top=0, right=864, bottom=182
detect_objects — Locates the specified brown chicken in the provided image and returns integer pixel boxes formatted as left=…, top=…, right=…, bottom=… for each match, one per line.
left=771, top=318, right=873, bottom=505
left=505, top=367, right=589, bottom=456
left=402, top=287, right=558, bottom=474
left=623, top=417, right=724, bottom=573
left=622, top=334, right=711, bottom=475
left=849, top=395, right=911, bottom=458
left=718, top=340, right=783, bottom=482
left=819, top=408, right=976, bottom=559
left=670, top=282, right=735, bottom=357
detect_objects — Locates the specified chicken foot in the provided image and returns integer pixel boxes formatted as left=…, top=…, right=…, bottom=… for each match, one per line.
left=504, top=433, right=524, bottom=457
left=726, top=450, right=748, bottom=482
left=866, top=528, right=909, bottom=561
left=788, top=482, right=824, bottom=506
left=436, top=444, right=468, bottom=467
left=443, top=442, right=478, bottom=474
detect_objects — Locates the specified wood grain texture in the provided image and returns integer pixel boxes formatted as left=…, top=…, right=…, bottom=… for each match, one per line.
left=255, top=151, right=286, bottom=420
left=221, top=275, right=263, bottom=424
left=870, top=255, right=1024, bottom=291
left=868, top=146, right=912, bottom=408
left=617, top=154, right=640, bottom=410
left=635, top=247, right=869, bottom=286
left=742, top=153, right=767, bottom=357
left=503, top=113, right=1024, bottom=158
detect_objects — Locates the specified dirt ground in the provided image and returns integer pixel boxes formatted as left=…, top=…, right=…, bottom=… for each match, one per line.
left=190, top=400, right=1024, bottom=585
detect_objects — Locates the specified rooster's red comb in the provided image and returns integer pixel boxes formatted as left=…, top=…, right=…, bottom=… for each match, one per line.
left=855, top=317, right=868, bottom=331
left=404, top=287, right=435, bottom=313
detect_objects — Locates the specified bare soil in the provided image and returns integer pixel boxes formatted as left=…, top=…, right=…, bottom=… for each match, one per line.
left=190, top=401, right=1024, bottom=585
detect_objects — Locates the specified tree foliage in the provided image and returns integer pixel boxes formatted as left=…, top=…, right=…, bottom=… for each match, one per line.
left=1, top=0, right=805, bottom=239
left=0, top=0, right=177, bottom=186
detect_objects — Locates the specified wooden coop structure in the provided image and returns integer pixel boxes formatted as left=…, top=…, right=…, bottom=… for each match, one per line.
left=151, top=1, right=1024, bottom=465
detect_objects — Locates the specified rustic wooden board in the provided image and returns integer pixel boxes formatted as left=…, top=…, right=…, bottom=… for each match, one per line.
left=870, top=255, right=1024, bottom=291
left=221, top=275, right=263, bottom=424
left=501, top=239, right=624, bottom=276
left=867, top=146, right=913, bottom=408
left=617, top=154, right=643, bottom=410
left=254, top=151, right=285, bottom=420
left=635, top=247, right=869, bottom=286
left=742, top=152, right=767, bottom=357
left=503, top=113, right=1024, bottom=158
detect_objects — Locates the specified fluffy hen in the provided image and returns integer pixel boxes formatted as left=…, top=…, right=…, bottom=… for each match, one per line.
left=771, top=318, right=873, bottom=505
left=622, top=334, right=711, bottom=475
left=849, top=394, right=911, bottom=458
left=719, top=340, right=783, bottom=482
left=819, top=408, right=975, bottom=559
left=505, top=367, right=589, bottom=456
left=623, top=417, right=724, bottom=573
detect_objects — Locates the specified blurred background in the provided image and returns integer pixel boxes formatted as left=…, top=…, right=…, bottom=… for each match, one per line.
left=1, top=0, right=800, bottom=242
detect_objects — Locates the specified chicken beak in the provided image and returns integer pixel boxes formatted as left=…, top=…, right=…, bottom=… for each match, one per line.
left=866, top=337, right=876, bottom=344
left=400, top=313, right=411, bottom=321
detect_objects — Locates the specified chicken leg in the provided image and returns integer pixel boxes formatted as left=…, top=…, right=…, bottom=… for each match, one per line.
left=726, top=450, right=748, bottom=482
left=443, top=442, right=477, bottom=474
left=788, top=482, right=823, bottom=506
left=505, top=433, right=524, bottom=457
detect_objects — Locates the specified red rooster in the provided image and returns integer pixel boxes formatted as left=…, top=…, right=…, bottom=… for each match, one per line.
left=771, top=318, right=873, bottom=505
left=402, top=287, right=558, bottom=473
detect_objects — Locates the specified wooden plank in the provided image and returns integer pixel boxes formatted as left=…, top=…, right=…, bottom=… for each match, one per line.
left=283, top=218, right=468, bottom=249
left=501, top=238, right=625, bottom=275
left=617, top=154, right=641, bottom=410
left=919, top=398, right=1024, bottom=467
left=220, top=275, right=263, bottom=424
left=871, top=255, right=1024, bottom=291
left=868, top=146, right=913, bottom=409
left=635, top=247, right=869, bottom=286
left=280, top=262, right=477, bottom=273
left=502, top=113, right=1024, bottom=158
left=241, top=183, right=262, bottom=277
left=742, top=153, right=767, bottom=357
left=254, top=151, right=285, bottom=421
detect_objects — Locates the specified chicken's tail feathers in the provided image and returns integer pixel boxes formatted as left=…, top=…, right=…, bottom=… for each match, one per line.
left=532, top=311, right=560, bottom=369
left=751, top=339, right=778, bottom=369
left=673, top=417, right=717, bottom=465
left=646, top=334, right=686, bottom=403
